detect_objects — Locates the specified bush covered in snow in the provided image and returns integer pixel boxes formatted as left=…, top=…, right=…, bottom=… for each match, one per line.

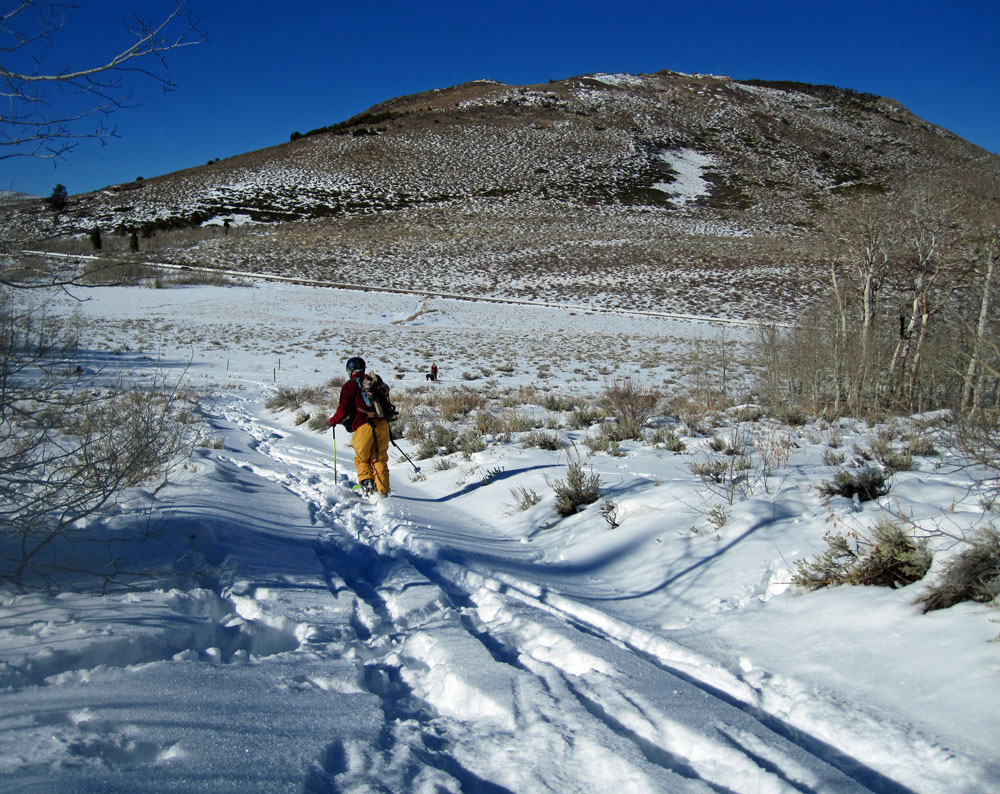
left=819, top=466, right=889, bottom=502
left=793, top=519, right=932, bottom=591
left=918, top=530, right=1000, bottom=612
left=551, top=461, right=602, bottom=517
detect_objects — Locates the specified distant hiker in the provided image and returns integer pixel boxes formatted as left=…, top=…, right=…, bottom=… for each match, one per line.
left=328, top=356, right=392, bottom=497
left=426, top=363, right=438, bottom=382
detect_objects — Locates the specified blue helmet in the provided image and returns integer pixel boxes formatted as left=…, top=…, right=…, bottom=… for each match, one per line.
left=346, top=356, right=366, bottom=374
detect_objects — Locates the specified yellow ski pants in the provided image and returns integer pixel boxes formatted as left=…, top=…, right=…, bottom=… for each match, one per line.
left=352, top=419, right=390, bottom=494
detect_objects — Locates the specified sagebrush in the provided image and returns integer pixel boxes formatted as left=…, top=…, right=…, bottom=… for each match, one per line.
left=794, top=520, right=932, bottom=590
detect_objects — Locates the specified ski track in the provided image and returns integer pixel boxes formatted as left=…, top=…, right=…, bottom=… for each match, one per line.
left=197, top=394, right=990, bottom=794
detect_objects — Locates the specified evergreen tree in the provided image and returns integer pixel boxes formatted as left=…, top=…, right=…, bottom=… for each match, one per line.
left=45, top=184, right=68, bottom=213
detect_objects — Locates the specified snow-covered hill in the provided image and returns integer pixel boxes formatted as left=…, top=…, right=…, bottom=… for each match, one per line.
left=4, top=70, right=999, bottom=323
left=1, top=281, right=997, bottom=792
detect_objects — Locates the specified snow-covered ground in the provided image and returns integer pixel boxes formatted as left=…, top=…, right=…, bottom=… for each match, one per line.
left=1, top=281, right=998, bottom=793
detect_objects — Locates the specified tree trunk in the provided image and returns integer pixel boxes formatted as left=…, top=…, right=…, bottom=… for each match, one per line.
left=888, top=279, right=922, bottom=402
left=962, top=249, right=996, bottom=413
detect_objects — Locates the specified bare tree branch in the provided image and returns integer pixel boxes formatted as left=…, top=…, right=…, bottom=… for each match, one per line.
left=0, top=1, right=203, bottom=161
left=0, top=290, right=195, bottom=589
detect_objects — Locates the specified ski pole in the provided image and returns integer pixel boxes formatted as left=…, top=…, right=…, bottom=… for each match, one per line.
left=391, top=438, right=421, bottom=473
left=331, top=426, right=338, bottom=480
left=387, top=425, right=420, bottom=472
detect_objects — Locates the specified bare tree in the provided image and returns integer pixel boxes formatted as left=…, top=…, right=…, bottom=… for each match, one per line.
left=0, top=291, right=192, bottom=589
left=827, top=199, right=900, bottom=414
left=961, top=229, right=999, bottom=414
left=886, top=196, right=964, bottom=410
left=0, top=5, right=202, bottom=589
left=1, top=1, right=202, bottom=161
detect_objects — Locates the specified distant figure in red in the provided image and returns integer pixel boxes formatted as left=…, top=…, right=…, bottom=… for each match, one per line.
left=426, top=363, right=438, bottom=382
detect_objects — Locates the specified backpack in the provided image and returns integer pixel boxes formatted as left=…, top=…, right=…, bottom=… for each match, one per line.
left=359, top=373, right=399, bottom=423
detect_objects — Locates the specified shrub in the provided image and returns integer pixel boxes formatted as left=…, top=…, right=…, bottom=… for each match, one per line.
left=307, top=413, right=329, bottom=433
left=416, top=424, right=460, bottom=460
left=867, top=433, right=914, bottom=474
left=793, top=520, right=932, bottom=590
left=735, top=405, right=764, bottom=423
left=542, top=394, right=576, bottom=412
left=599, top=375, right=660, bottom=427
left=81, top=260, right=163, bottom=286
left=822, top=449, right=846, bottom=467
left=1, top=303, right=192, bottom=588
left=567, top=405, right=604, bottom=429
left=501, top=385, right=538, bottom=408
left=522, top=430, right=563, bottom=450
left=708, top=504, right=729, bottom=529
left=584, top=422, right=627, bottom=455
left=600, top=500, right=622, bottom=528
left=266, top=384, right=326, bottom=413
left=552, top=462, right=601, bottom=516
left=906, top=435, right=937, bottom=457
left=457, top=429, right=487, bottom=458
left=588, top=415, right=645, bottom=452
left=708, top=435, right=732, bottom=454
left=819, top=466, right=888, bottom=502
left=777, top=406, right=809, bottom=426
left=437, top=387, right=486, bottom=421
left=501, top=409, right=536, bottom=435
left=689, top=458, right=729, bottom=484
left=917, top=530, right=1000, bottom=612
left=509, top=485, right=541, bottom=511
left=651, top=427, right=686, bottom=452
left=612, top=415, right=643, bottom=441
left=881, top=449, right=913, bottom=474
left=475, top=411, right=505, bottom=436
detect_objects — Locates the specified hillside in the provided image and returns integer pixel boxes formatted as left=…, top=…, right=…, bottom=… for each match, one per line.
left=4, top=70, right=1000, bottom=320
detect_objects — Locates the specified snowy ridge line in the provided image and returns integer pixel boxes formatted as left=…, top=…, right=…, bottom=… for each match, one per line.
left=20, top=248, right=778, bottom=328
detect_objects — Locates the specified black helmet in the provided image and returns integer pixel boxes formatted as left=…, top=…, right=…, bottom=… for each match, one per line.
left=346, top=356, right=366, bottom=374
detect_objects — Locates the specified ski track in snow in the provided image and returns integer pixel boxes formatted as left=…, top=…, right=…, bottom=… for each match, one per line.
left=197, top=395, right=973, bottom=794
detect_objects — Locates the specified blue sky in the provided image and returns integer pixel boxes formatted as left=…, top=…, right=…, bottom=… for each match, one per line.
left=4, top=0, right=998, bottom=197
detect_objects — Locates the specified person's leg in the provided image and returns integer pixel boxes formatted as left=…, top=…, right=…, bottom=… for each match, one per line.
left=372, top=420, right=391, bottom=494
left=352, top=424, right=376, bottom=488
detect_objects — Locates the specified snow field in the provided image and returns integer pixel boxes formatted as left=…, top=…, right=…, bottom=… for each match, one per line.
left=209, top=397, right=875, bottom=792
left=2, top=282, right=998, bottom=792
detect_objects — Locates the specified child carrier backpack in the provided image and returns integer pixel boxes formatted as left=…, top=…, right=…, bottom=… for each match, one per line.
left=359, top=373, right=399, bottom=423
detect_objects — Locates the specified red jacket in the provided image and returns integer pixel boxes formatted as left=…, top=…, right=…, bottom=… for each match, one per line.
left=328, top=373, right=372, bottom=432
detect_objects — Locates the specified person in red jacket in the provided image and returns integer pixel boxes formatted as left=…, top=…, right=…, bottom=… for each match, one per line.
left=328, top=356, right=390, bottom=496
